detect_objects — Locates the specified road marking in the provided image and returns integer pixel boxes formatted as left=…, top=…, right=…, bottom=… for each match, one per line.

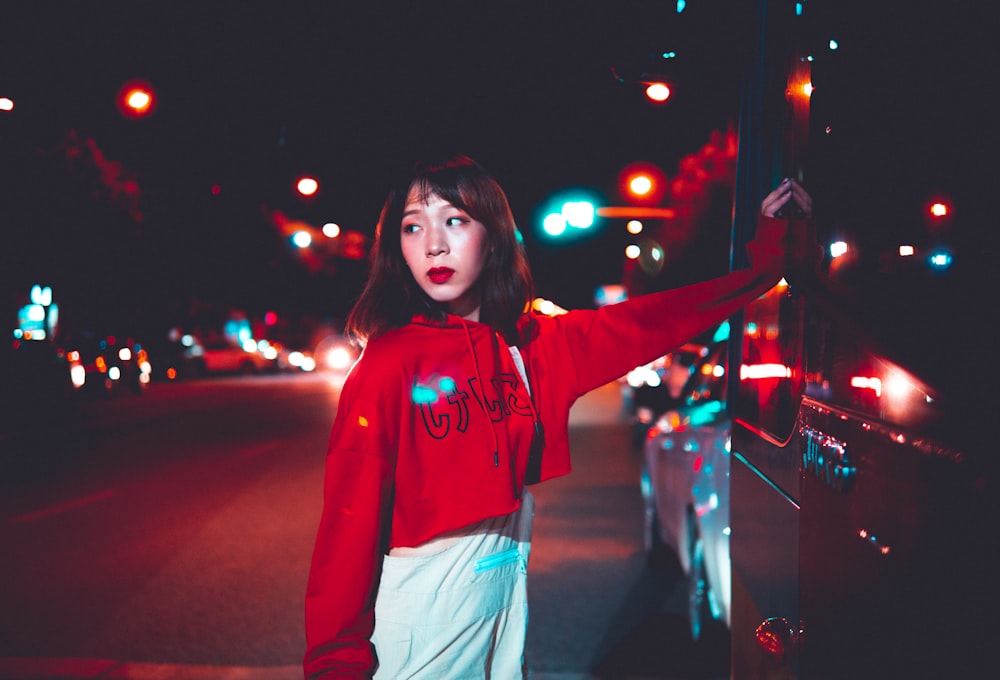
left=9, top=490, right=117, bottom=524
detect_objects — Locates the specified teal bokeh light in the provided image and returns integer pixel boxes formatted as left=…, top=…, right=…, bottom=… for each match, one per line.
left=536, top=188, right=604, bottom=242
left=412, top=384, right=438, bottom=405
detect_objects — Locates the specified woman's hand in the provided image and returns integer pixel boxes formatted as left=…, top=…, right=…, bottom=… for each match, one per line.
left=753, top=178, right=822, bottom=282
left=761, top=177, right=812, bottom=219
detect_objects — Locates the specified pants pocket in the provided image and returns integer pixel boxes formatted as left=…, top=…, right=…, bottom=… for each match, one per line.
left=473, top=546, right=523, bottom=574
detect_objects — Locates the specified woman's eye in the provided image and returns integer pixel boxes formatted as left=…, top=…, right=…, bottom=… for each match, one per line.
left=446, top=217, right=467, bottom=226
left=402, top=223, right=420, bottom=234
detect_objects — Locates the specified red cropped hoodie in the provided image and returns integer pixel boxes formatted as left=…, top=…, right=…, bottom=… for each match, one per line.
left=304, top=216, right=792, bottom=678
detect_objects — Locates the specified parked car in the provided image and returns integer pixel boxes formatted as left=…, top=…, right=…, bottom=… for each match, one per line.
left=723, top=3, right=994, bottom=677
left=641, top=331, right=731, bottom=642
left=191, top=337, right=276, bottom=376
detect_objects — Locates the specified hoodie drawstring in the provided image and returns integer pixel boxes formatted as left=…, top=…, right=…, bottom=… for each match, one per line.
left=462, top=319, right=546, bottom=494
left=462, top=320, right=501, bottom=467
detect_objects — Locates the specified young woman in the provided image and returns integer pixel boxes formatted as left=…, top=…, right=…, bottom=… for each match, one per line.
left=304, top=156, right=812, bottom=679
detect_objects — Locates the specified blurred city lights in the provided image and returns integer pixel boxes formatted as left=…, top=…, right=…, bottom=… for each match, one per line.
left=598, top=206, right=676, bottom=219
left=530, top=297, right=568, bottom=315
left=619, top=162, right=666, bottom=204
left=928, top=250, right=952, bottom=269
left=562, top=201, right=595, bottom=228
left=292, top=230, right=312, bottom=248
left=288, top=351, right=317, bottom=372
left=261, top=344, right=278, bottom=360
left=26, top=305, right=45, bottom=323
left=322, top=222, right=341, bottom=238
left=70, top=364, right=86, bottom=388
left=325, top=346, right=354, bottom=371
left=628, top=174, right=654, bottom=197
left=626, top=220, right=643, bottom=234
left=899, top=245, right=915, bottom=256
left=117, top=79, right=156, bottom=118
left=636, top=239, right=665, bottom=275
left=30, top=285, right=53, bottom=306
left=645, top=82, right=671, bottom=102
left=593, top=285, right=627, bottom=307
left=543, top=213, right=567, bottom=236
left=851, top=376, right=883, bottom=397
left=126, top=89, right=151, bottom=112
left=884, top=372, right=912, bottom=401
left=296, top=176, right=319, bottom=196
left=740, top=363, right=792, bottom=380
left=0, top=97, right=13, bottom=111
left=539, top=189, right=603, bottom=240
left=929, top=201, right=950, bottom=217
left=830, top=241, right=848, bottom=258
left=625, top=244, right=641, bottom=259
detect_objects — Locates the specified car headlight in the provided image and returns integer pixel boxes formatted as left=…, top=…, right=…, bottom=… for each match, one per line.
left=70, top=364, right=86, bottom=388
left=326, top=346, right=354, bottom=371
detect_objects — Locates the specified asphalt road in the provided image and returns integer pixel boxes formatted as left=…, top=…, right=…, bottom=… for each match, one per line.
left=0, top=373, right=728, bottom=680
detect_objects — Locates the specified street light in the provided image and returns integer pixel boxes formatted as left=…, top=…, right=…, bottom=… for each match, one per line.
left=619, top=162, right=667, bottom=205
left=296, top=176, right=319, bottom=197
left=644, top=82, right=671, bottom=102
left=117, top=79, right=156, bottom=118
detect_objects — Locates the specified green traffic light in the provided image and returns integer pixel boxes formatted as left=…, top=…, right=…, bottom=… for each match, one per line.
left=542, top=200, right=595, bottom=237
left=537, top=190, right=602, bottom=240
left=562, top=201, right=595, bottom=229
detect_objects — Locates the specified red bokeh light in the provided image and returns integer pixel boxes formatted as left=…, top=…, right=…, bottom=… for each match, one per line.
left=117, top=79, right=156, bottom=118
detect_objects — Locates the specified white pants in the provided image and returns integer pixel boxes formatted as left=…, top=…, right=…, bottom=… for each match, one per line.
left=372, top=490, right=535, bottom=679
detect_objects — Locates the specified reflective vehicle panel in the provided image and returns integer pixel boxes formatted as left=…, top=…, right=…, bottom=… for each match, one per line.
left=727, top=2, right=995, bottom=678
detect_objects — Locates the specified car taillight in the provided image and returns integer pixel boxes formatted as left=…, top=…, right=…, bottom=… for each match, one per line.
left=754, top=617, right=802, bottom=664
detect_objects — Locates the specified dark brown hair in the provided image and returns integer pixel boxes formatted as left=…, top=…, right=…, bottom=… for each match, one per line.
left=346, top=155, right=534, bottom=344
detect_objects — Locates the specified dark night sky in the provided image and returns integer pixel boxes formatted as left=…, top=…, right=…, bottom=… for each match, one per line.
left=9, top=1, right=992, bottom=343
left=2, top=1, right=754, bottom=335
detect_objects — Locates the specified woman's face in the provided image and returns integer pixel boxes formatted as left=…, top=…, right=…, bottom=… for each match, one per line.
left=400, top=188, right=490, bottom=321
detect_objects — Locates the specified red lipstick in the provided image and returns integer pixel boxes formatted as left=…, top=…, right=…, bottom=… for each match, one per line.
left=427, top=267, right=454, bottom=284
